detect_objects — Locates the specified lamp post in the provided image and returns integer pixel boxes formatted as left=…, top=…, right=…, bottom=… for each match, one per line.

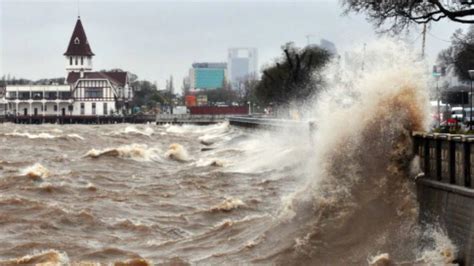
left=436, top=76, right=440, bottom=127
left=462, top=90, right=466, bottom=125
left=469, top=70, right=474, bottom=131
left=433, top=65, right=441, bottom=127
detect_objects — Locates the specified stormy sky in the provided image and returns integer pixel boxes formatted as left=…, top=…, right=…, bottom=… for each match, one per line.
left=0, top=0, right=467, bottom=92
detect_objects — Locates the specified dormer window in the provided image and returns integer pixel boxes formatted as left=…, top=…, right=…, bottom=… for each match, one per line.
left=74, top=37, right=80, bottom=44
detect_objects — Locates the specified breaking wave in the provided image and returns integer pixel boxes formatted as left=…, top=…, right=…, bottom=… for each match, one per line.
left=247, top=39, right=455, bottom=265
left=109, top=125, right=154, bottom=137
left=0, top=40, right=459, bottom=264
left=210, top=197, right=246, bottom=212
left=20, top=163, right=50, bottom=181
left=2, top=131, right=84, bottom=140
left=164, top=143, right=189, bottom=162
left=0, top=249, right=153, bottom=266
left=0, top=249, right=69, bottom=265
left=85, top=144, right=161, bottom=161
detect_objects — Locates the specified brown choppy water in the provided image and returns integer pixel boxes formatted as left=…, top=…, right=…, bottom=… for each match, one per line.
left=0, top=118, right=455, bottom=265
left=0, top=122, right=312, bottom=265
left=0, top=41, right=458, bottom=265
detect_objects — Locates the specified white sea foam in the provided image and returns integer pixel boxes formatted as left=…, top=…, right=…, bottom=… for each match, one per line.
left=85, top=144, right=161, bottom=162
left=164, top=143, right=189, bottom=162
left=20, top=163, right=50, bottom=180
left=122, top=125, right=154, bottom=136
left=3, top=131, right=84, bottom=140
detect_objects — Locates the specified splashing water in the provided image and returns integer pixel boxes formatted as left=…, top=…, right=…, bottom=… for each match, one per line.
left=20, top=163, right=50, bottom=181
left=85, top=144, right=161, bottom=162
left=222, top=39, right=455, bottom=265
left=0, top=40, right=457, bottom=265
left=165, top=143, right=189, bottom=162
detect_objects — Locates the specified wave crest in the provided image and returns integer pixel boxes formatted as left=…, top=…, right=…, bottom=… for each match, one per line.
left=20, top=163, right=50, bottom=181
left=85, top=144, right=160, bottom=161
left=165, top=144, right=189, bottom=162
left=0, top=249, right=69, bottom=265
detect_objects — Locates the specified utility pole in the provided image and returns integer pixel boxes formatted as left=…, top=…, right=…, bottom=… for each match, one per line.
left=421, top=23, right=427, bottom=59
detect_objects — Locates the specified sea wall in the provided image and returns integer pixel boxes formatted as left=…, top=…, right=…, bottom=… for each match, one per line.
left=413, top=132, right=474, bottom=265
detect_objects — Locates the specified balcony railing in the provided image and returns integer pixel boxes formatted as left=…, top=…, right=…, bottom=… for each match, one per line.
left=5, top=96, right=72, bottom=100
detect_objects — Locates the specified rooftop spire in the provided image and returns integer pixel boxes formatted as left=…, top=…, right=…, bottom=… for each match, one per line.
left=64, top=17, right=94, bottom=56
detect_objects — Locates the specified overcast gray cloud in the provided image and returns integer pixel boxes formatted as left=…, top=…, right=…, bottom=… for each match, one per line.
left=0, top=0, right=467, bottom=92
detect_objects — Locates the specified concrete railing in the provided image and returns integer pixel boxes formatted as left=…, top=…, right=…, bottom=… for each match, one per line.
left=413, top=132, right=474, bottom=265
left=155, top=114, right=233, bottom=124
left=413, top=132, right=474, bottom=188
left=228, top=116, right=314, bottom=129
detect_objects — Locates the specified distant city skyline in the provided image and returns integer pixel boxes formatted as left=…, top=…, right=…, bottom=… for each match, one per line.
left=0, top=0, right=467, bottom=93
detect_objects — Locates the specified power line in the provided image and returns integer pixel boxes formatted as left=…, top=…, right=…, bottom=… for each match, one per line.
left=427, top=32, right=451, bottom=43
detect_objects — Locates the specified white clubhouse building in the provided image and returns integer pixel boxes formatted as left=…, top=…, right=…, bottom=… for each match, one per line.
left=2, top=17, right=133, bottom=117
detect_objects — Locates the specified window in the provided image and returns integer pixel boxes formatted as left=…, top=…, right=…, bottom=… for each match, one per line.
left=54, top=105, right=58, bottom=112
left=80, top=103, right=85, bottom=115
left=45, top=105, right=48, bottom=111
left=84, top=88, right=103, bottom=98
left=19, top=92, right=29, bottom=100
left=81, top=57, right=83, bottom=65
left=59, top=92, right=71, bottom=99
left=69, top=57, right=72, bottom=65
left=103, top=103, right=108, bottom=115
left=92, top=103, right=96, bottom=115
left=75, top=57, right=78, bottom=65
left=32, top=92, right=42, bottom=99
left=74, top=37, right=80, bottom=44
left=7, top=92, right=17, bottom=99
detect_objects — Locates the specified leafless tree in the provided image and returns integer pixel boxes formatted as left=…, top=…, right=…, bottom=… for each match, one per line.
left=342, top=0, right=474, bottom=34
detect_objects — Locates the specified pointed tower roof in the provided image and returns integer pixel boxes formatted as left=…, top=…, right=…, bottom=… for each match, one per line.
left=64, top=17, right=94, bottom=56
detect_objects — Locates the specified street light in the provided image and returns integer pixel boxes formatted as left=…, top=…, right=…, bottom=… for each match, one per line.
left=469, top=70, right=474, bottom=131
left=433, top=66, right=441, bottom=127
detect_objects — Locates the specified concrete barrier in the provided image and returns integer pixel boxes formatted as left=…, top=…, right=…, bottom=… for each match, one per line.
left=228, top=116, right=312, bottom=130
left=414, top=132, right=474, bottom=265
left=156, top=114, right=232, bottom=125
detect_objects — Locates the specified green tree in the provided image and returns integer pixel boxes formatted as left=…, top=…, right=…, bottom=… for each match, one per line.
left=255, top=43, right=330, bottom=107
